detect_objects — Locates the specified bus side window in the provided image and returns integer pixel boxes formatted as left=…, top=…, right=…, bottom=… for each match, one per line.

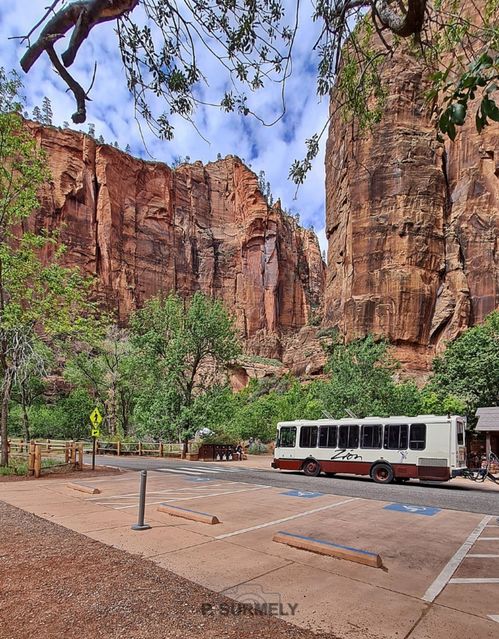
left=384, top=424, right=408, bottom=449
left=339, top=425, right=359, bottom=449
left=457, top=421, right=464, bottom=445
left=409, top=423, right=426, bottom=450
left=361, top=424, right=382, bottom=449
left=279, top=427, right=296, bottom=448
left=299, top=426, right=318, bottom=448
left=319, top=425, right=337, bottom=448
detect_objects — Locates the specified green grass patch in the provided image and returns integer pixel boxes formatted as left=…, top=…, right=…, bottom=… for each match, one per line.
left=0, top=457, right=61, bottom=476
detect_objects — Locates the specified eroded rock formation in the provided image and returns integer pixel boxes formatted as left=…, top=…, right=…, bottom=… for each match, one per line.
left=29, top=123, right=324, bottom=365
left=325, top=44, right=499, bottom=372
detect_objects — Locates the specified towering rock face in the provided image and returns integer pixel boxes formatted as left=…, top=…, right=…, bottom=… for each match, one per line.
left=29, top=124, right=324, bottom=361
left=325, top=45, right=499, bottom=371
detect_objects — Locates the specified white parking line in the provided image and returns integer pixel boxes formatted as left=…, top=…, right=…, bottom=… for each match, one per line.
left=85, top=482, right=243, bottom=502
left=467, top=554, right=499, bottom=558
left=449, top=578, right=499, bottom=584
left=215, top=497, right=358, bottom=540
left=104, top=485, right=272, bottom=509
left=476, top=537, right=499, bottom=541
left=155, top=469, right=203, bottom=475
left=178, top=468, right=220, bottom=474
left=422, top=515, right=493, bottom=603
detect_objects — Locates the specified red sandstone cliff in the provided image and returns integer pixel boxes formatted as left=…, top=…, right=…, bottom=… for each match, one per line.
left=325, top=40, right=499, bottom=372
left=28, top=123, right=324, bottom=363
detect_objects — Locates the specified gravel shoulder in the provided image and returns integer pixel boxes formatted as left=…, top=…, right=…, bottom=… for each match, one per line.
left=0, top=501, right=339, bottom=639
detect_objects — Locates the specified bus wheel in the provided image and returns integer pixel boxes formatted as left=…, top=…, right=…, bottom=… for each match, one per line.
left=303, top=459, right=321, bottom=477
left=371, top=463, right=394, bottom=484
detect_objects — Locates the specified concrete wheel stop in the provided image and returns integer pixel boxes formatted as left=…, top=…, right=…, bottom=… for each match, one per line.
left=66, top=482, right=101, bottom=495
left=273, top=531, right=383, bottom=568
left=157, top=503, right=221, bottom=525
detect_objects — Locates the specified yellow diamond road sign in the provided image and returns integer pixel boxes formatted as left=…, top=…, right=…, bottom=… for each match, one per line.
left=90, top=407, right=103, bottom=426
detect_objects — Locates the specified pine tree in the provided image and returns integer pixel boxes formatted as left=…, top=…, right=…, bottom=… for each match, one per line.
left=98, top=135, right=105, bottom=144
left=63, top=121, right=69, bottom=128
left=258, top=170, right=266, bottom=194
left=266, top=181, right=273, bottom=206
left=125, top=144, right=131, bottom=153
left=88, top=123, right=96, bottom=137
left=41, top=96, right=53, bottom=125
left=32, top=106, right=42, bottom=122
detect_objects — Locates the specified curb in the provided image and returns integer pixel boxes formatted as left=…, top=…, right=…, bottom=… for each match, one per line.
left=273, top=531, right=382, bottom=568
left=157, top=503, right=220, bottom=525
left=66, top=482, right=101, bottom=495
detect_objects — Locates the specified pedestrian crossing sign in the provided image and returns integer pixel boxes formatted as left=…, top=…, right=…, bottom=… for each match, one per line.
left=90, top=407, right=103, bottom=426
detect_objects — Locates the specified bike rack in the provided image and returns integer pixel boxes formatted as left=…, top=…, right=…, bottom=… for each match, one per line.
left=463, top=452, right=499, bottom=484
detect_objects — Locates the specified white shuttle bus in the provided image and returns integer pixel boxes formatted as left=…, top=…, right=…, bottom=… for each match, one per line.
left=271, top=415, right=467, bottom=483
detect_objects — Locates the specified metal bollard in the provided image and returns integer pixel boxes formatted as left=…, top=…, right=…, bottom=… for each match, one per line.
left=131, top=470, right=151, bottom=531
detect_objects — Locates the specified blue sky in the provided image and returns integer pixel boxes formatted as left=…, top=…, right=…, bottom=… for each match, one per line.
left=0, top=1, right=329, bottom=253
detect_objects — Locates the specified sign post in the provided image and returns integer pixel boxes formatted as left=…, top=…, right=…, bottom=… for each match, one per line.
left=89, top=408, right=103, bottom=471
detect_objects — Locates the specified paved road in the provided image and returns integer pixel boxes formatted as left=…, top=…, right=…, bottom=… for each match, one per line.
left=87, top=454, right=499, bottom=516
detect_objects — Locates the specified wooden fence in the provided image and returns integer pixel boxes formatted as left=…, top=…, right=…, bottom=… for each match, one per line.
left=7, top=438, right=199, bottom=460
left=95, top=440, right=199, bottom=458
left=7, top=439, right=84, bottom=478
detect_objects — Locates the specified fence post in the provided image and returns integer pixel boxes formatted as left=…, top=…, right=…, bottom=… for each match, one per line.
left=138, top=441, right=142, bottom=456
left=28, top=441, right=35, bottom=476
left=77, top=443, right=84, bottom=470
left=117, top=440, right=121, bottom=456
left=159, top=442, right=163, bottom=457
left=47, top=438, right=51, bottom=451
left=34, top=444, right=41, bottom=478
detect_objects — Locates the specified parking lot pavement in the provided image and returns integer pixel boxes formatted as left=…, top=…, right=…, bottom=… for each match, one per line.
left=92, top=454, right=499, bottom=515
left=2, top=471, right=499, bottom=638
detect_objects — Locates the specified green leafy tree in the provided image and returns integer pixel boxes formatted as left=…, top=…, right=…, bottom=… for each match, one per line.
left=311, top=333, right=424, bottom=419
left=18, top=1, right=499, bottom=181
left=130, top=292, right=241, bottom=448
left=426, top=311, right=499, bottom=423
left=10, top=338, right=52, bottom=441
left=0, top=69, right=101, bottom=465
left=64, top=327, right=136, bottom=437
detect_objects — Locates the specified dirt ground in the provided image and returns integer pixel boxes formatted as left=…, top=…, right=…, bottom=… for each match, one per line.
left=0, top=464, right=122, bottom=483
left=0, top=502, right=340, bottom=639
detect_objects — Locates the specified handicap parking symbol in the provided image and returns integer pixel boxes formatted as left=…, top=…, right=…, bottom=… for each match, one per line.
left=280, top=489, right=323, bottom=499
left=384, top=503, right=441, bottom=516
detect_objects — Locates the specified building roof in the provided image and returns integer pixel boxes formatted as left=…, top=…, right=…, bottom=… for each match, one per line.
left=475, top=407, right=499, bottom=432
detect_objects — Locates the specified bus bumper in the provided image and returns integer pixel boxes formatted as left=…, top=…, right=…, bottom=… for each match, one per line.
left=271, top=460, right=277, bottom=469
left=451, top=468, right=466, bottom=478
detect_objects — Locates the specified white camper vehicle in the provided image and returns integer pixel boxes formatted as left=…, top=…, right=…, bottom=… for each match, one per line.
left=272, top=415, right=467, bottom=483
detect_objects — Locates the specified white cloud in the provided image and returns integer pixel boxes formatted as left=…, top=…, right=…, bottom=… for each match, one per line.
left=0, top=1, right=330, bottom=233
